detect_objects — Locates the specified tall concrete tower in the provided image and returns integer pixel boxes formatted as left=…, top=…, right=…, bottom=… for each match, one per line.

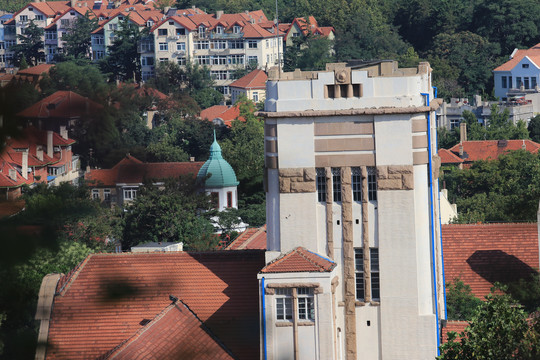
left=257, top=61, right=446, bottom=359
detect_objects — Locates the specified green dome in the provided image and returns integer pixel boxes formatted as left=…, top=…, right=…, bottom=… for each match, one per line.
left=197, top=132, right=239, bottom=188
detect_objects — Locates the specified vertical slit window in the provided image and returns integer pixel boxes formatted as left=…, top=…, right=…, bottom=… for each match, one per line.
left=355, top=248, right=365, bottom=301
left=316, top=168, right=326, bottom=202
left=352, top=167, right=362, bottom=202
left=370, top=248, right=380, bottom=301
left=332, top=168, right=341, bottom=202
left=367, top=167, right=377, bottom=201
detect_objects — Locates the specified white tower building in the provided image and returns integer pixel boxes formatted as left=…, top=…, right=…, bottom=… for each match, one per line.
left=257, top=61, right=446, bottom=359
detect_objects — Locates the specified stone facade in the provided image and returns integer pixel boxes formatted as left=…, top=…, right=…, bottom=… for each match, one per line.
left=278, top=168, right=316, bottom=193
left=376, top=165, right=414, bottom=190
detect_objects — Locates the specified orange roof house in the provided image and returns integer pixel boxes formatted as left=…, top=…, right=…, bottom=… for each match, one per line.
left=17, top=91, right=103, bottom=135
left=1, top=64, right=54, bottom=89
left=442, top=223, right=540, bottom=299
left=85, top=155, right=204, bottom=206
left=226, top=225, right=267, bottom=250
left=36, top=250, right=265, bottom=360
left=494, top=42, right=540, bottom=100
left=229, top=69, right=267, bottom=104
left=200, top=105, right=244, bottom=127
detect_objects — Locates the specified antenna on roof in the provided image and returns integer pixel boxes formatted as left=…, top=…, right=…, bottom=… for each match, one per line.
left=275, top=0, right=281, bottom=77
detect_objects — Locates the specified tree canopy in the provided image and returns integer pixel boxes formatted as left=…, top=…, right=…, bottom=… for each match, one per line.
left=11, top=20, right=44, bottom=67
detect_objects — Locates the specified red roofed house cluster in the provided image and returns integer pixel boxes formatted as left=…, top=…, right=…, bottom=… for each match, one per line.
left=0, top=127, right=79, bottom=200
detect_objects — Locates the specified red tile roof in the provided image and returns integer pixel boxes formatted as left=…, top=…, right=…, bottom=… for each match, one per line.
left=17, top=64, right=55, bottom=76
left=261, top=247, right=336, bottom=273
left=442, top=223, right=540, bottom=299
left=438, top=148, right=464, bottom=164
left=444, top=140, right=540, bottom=164
left=442, top=321, right=468, bottom=343
left=200, top=105, right=243, bottom=127
left=103, top=301, right=234, bottom=360
left=17, top=90, right=103, bottom=119
left=229, top=69, right=267, bottom=90
left=226, top=225, right=267, bottom=250
left=46, top=250, right=265, bottom=359
left=86, top=156, right=204, bottom=187
left=494, top=43, right=540, bottom=71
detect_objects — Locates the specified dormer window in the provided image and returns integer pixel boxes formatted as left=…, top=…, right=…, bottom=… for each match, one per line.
left=146, top=20, right=153, bottom=27
left=70, top=11, right=75, bottom=16
left=118, top=16, right=124, bottom=20
left=169, top=21, right=174, bottom=25
left=233, top=25, right=241, bottom=34
left=29, top=7, right=33, bottom=11
left=215, top=25, right=223, bottom=34
left=199, top=25, right=206, bottom=34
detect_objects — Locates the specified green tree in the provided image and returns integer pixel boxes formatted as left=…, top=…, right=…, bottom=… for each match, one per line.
left=60, top=12, right=98, bottom=60
left=99, top=17, right=142, bottom=82
left=122, top=177, right=216, bottom=250
left=11, top=20, right=44, bottom=66
left=460, top=105, right=529, bottom=141
left=528, top=114, right=540, bottom=143
left=439, top=293, right=540, bottom=360
left=284, top=32, right=334, bottom=71
left=445, top=278, right=482, bottom=320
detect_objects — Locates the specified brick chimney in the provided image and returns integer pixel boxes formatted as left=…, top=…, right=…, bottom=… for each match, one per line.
left=22, top=150, right=28, bottom=180
left=459, top=122, right=467, bottom=157
left=47, top=131, right=54, bottom=158
left=522, top=140, right=527, bottom=150
left=216, top=10, right=223, bottom=19
left=60, top=126, right=68, bottom=140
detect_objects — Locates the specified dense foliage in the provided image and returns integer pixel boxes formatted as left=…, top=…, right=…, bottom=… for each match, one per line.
left=445, top=279, right=482, bottom=321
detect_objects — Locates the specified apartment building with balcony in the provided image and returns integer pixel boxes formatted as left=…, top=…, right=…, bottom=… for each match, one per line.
left=0, top=14, right=14, bottom=68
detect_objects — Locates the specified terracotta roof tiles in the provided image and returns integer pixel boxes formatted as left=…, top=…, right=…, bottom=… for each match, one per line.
left=46, top=250, right=265, bottom=359
left=17, top=90, right=103, bottom=119
left=17, top=64, right=55, bottom=76
left=229, top=69, right=267, bottom=90
left=444, top=140, right=540, bottom=163
left=261, top=247, right=336, bottom=273
left=226, top=225, right=267, bottom=250
left=442, top=223, right=540, bottom=299
left=494, top=43, right=540, bottom=71
left=200, top=105, right=243, bottom=127
left=438, top=148, right=464, bottom=164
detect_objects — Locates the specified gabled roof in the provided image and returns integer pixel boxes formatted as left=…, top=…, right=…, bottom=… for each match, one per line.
left=45, top=250, right=265, bottom=359
left=200, top=105, right=243, bottom=127
left=103, top=301, right=234, bottom=359
left=445, top=140, right=540, bottom=163
left=442, top=223, right=540, bottom=298
left=438, top=148, right=464, bottom=164
left=241, top=22, right=278, bottom=39
left=261, top=247, right=336, bottom=273
left=16, top=64, right=54, bottom=76
left=494, top=43, right=540, bottom=71
left=17, top=90, right=103, bottom=119
left=85, top=155, right=204, bottom=187
left=226, top=225, right=267, bottom=250
left=229, top=69, right=267, bottom=90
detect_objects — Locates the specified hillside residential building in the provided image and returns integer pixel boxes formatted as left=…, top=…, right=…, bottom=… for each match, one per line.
left=494, top=43, right=540, bottom=101
left=257, top=61, right=445, bottom=359
left=200, top=104, right=243, bottom=127
left=0, top=13, right=14, bottom=69
left=229, top=68, right=267, bottom=104
left=0, top=127, right=79, bottom=199
left=282, top=16, right=335, bottom=47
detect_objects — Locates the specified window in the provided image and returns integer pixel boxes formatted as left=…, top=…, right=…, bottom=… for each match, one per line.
left=233, top=25, right=241, bottom=34
left=533, top=77, right=537, bottom=89
left=215, top=25, right=223, bottom=34
left=159, top=57, right=168, bottom=63
left=108, top=23, right=118, bottom=31
left=450, top=118, right=460, bottom=129
left=517, top=77, right=522, bottom=88
left=229, top=40, right=244, bottom=49
left=266, top=39, right=269, bottom=48
left=509, top=76, right=513, bottom=88
left=253, top=92, right=258, bottom=102
left=176, top=42, right=185, bottom=51
left=195, top=41, right=209, bottom=49
left=316, top=168, right=326, bottom=202
left=92, top=35, right=104, bottom=45
left=141, top=56, right=154, bottom=66
left=332, top=168, right=341, bottom=202
left=177, top=57, right=186, bottom=65
left=355, top=248, right=365, bottom=301
left=211, top=40, right=226, bottom=49
left=228, top=54, right=244, bottom=65
left=92, top=50, right=105, bottom=60
left=140, top=40, right=153, bottom=52
left=123, top=187, right=137, bottom=201
left=168, top=21, right=174, bottom=25
left=92, top=189, right=100, bottom=200
left=276, top=288, right=293, bottom=321
left=159, top=42, right=168, bottom=51
left=104, top=189, right=111, bottom=201
left=502, top=76, right=507, bottom=89
left=227, top=191, right=233, bottom=208
left=292, top=32, right=300, bottom=37
left=523, top=63, right=529, bottom=68
left=196, top=55, right=210, bottom=65
left=146, top=20, right=153, bottom=27
left=70, top=11, right=75, bottom=16
left=35, top=15, right=44, bottom=21
left=247, top=55, right=258, bottom=65
left=210, top=192, right=219, bottom=209
left=211, top=55, right=227, bottom=65
left=247, top=39, right=257, bottom=48
left=371, top=248, right=380, bottom=301
left=211, top=70, right=229, bottom=80
left=142, top=71, right=154, bottom=81
left=198, top=25, right=206, bottom=35
left=352, top=167, right=362, bottom=202
left=5, top=40, right=15, bottom=49
left=297, top=288, right=315, bottom=320
left=158, top=28, right=167, bottom=36
left=176, top=28, right=185, bottom=36
left=48, top=165, right=65, bottom=176
left=525, top=77, right=530, bottom=89
left=367, top=167, right=377, bottom=201
left=19, top=15, right=28, bottom=22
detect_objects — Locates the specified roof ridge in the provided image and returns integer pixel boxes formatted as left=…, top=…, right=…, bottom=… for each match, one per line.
left=237, top=226, right=266, bottom=250
left=57, top=253, right=94, bottom=296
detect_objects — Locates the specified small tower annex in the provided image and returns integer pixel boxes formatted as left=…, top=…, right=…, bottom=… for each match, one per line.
left=197, top=132, right=240, bottom=211
left=257, top=62, right=446, bottom=359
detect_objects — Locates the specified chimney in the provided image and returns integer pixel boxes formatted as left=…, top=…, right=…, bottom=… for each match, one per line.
left=190, top=157, right=195, bottom=162
left=8, top=169, right=17, bottom=181
left=36, top=146, right=43, bottom=161
left=115, top=1, right=121, bottom=8
left=522, top=140, right=527, bottom=150
left=459, top=122, right=467, bottom=143
left=216, top=10, right=223, bottom=19
left=22, top=150, right=28, bottom=180
left=60, top=126, right=68, bottom=140
left=70, top=0, right=76, bottom=7
left=47, top=131, right=53, bottom=158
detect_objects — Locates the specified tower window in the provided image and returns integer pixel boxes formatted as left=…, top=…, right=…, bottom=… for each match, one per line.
left=367, top=167, right=377, bottom=201
left=371, top=248, right=380, bottom=301
left=275, top=288, right=293, bottom=321
left=355, top=247, right=380, bottom=302
left=297, top=288, right=315, bottom=320
left=355, top=248, right=365, bottom=301
left=352, top=167, right=362, bottom=202
left=316, top=168, right=326, bottom=202
left=227, top=191, right=233, bottom=208
left=332, top=168, right=341, bottom=202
